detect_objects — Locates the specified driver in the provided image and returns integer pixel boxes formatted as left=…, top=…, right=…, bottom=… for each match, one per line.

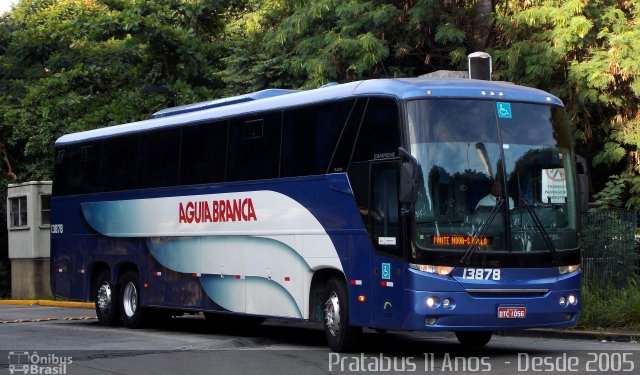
left=476, top=179, right=514, bottom=209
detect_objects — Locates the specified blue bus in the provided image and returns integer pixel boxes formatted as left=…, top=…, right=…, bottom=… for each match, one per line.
left=51, top=75, right=582, bottom=352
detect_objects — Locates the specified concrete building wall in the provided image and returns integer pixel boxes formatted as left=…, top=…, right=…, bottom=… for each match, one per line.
left=7, top=181, right=52, bottom=299
left=10, top=258, right=51, bottom=298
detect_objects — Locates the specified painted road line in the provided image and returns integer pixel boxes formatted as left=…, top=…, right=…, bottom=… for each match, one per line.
left=0, top=300, right=93, bottom=308
left=1, top=316, right=96, bottom=324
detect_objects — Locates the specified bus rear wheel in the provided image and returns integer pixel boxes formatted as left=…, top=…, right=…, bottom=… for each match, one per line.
left=119, top=271, right=145, bottom=328
left=455, top=331, right=493, bottom=347
left=94, top=270, right=121, bottom=326
left=324, top=277, right=361, bottom=352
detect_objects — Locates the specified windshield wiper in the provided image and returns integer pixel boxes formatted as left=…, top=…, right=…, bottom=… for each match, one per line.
left=520, top=200, right=560, bottom=265
left=458, top=198, right=504, bottom=265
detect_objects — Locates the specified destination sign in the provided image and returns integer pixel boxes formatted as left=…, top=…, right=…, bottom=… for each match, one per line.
left=431, top=235, right=490, bottom=246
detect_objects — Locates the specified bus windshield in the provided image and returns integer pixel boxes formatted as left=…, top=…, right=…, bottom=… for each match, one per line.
left=407, top=99, right=579, bottom=256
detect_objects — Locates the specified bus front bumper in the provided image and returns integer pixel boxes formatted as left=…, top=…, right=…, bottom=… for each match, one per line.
left=401, top=289, right=580, bottom=331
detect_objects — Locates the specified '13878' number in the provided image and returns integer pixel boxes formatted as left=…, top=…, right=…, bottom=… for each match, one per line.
left=463, top=268, right=501, bottom=280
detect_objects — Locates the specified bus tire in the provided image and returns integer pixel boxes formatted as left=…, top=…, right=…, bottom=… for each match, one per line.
left=119, top=271, right=144, bottom=328
left=324, top=277, right=361, bottom=352
left=455, top=331, right=493, bottom=347
left=93, top=270, right=121, bottom=326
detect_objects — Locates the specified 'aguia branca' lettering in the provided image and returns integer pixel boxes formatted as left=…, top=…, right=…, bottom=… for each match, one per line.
left=179, top=198, right=257, bottom=223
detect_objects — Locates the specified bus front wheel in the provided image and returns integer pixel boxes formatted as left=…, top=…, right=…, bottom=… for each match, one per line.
left=324, top=278, right=361, bottom=352
left=119, top=271, right=144, bottom=328
left=455, top=331, right=493, bottom=347
left=94, top=270, right=121, bottom=326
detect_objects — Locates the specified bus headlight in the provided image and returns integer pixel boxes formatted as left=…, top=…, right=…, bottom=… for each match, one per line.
left=558, top=264, right=581, bottom=275
left=410, top=264, right=454, bottom=276
left=426, top=296, right=438, bottom=308
left=442, top=298, right=452, bottom=309
left=559, top=295, right=578, bottom=307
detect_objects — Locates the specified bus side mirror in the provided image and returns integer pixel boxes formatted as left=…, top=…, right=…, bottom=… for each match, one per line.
left=398, top=148, right=417, bottom=204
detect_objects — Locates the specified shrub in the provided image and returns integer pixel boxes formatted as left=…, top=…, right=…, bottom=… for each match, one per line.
left=578, top=280, right=640, bottom=330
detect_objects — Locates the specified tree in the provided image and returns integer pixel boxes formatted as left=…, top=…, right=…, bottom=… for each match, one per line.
left=0, top=0, right=228, bottom=181
left=493, top=0, right=640, bottom=209
left=222, top=0, right=494, bottom=89
left=218, top=0, right=300, bottom=95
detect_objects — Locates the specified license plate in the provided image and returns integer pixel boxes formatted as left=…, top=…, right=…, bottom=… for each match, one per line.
left=497, top=306, right=526, bottom=319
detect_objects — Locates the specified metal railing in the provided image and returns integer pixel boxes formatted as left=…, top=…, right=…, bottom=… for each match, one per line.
left=581, top=208, right=639, bottom=288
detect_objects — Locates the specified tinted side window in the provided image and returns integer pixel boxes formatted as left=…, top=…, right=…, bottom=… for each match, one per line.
left=371, top=162, right=401, bottom=256
left=351, top=98, right=400, bottom=163
left=281, top=100, right=354, bottom=177
left=227, top=112, right=281, bottom=181
left=138, top=128, right=181, bottom=189
left=102, top=135, right=139, bottom=192
left=347, top=98, right=400, bottom=228
left=53, top=143, right=101, bottom=196
left=180, top=121, right=228, bottom=185
left=329, top=98, right=366, bottom=173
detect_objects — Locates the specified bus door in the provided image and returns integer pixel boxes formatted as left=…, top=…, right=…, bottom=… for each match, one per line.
left=369, top=161, right=405, bottom=329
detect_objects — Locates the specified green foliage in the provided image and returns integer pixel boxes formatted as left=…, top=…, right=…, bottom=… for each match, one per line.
left=0, top=0, right=639, bottom=212
left=593, top=175, right=628, bottom=208
left=494, top=0, right=640, bottom=209
left=579, top=282, right=640, bottom=330
left=221, top=0, right=489, bottom=89
left=0, top=0, right=228, bottom=181
left=218, top=0, right=300, bottom=95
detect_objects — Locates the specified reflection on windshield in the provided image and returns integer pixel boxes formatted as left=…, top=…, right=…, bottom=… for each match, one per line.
left=407, top=99, right=578, bottom=253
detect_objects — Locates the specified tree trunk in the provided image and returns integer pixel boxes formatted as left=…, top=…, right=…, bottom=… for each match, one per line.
left=470, top=0, right=495, bottom=52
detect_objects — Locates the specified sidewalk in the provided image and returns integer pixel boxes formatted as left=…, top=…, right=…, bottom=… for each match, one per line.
left=0, top=299, right=93, bottom=308
left=502, top=328, right=639, bottom=343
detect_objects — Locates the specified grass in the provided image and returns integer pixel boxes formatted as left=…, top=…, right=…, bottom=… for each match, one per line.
left=577, top=280, right=640, bottom=330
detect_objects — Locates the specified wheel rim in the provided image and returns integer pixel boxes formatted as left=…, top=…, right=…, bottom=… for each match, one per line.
left=97, top=283, right=112, bottom=314
left=122, top=282, right=138, bottom=318
left=324, top=291, right=341, bottom=337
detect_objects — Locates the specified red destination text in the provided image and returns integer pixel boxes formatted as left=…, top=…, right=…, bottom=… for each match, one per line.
left=179, top=198, right=257, bottom=223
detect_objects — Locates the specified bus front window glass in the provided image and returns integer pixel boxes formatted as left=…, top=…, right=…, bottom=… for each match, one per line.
left=500, top=104, right=579, bottom=251
left=407, top=100, right=507, bottom=251
left=407, top=100, right=579, bottom=253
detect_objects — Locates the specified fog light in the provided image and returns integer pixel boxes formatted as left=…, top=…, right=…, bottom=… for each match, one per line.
left=425, top=317, right=438, bottom=325
left=568, top=294, right=577, bottom=305
left=559, top=296, right=567, bottom=307
left=426, top=296, right=437, bottom=308
left=442, top=298, right=451, bottom=309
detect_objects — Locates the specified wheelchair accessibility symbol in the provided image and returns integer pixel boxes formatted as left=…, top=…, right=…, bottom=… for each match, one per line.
left=381, top=263, right=391, bottom=280
left=496, top=102, right=512, bottom=119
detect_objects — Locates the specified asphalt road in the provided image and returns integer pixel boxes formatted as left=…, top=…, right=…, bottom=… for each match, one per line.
left=0, top=305, right=639, bottom=374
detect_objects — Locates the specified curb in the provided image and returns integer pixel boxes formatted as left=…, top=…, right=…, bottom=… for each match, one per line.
left=0, top=299, right=93, bottom=309
left=501, top=329, right=640, bottom=343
